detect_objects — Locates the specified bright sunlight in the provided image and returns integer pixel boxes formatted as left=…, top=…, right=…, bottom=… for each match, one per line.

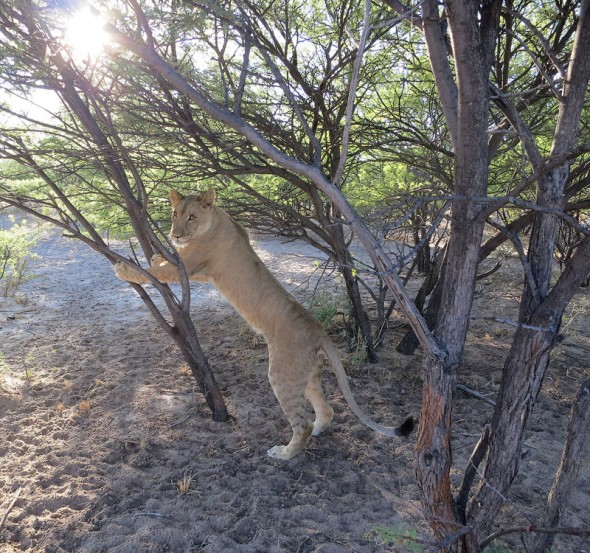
left=64, top=6, right=109, bottom=60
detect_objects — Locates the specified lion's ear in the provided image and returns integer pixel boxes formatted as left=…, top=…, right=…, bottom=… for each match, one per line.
left=199, top=189, right=217, bottom=208
left=169, top=189, right=184, bottom=208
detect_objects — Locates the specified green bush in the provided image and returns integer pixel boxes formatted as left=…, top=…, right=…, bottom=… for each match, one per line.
left=309, top=290, right=350, bottom=327
left=0, top=215, right=41, bottom=298
left=368, top=523, right=424, bottom=552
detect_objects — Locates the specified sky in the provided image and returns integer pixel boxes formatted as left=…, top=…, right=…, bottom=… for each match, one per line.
left=0, top=3, right=108, bottom=126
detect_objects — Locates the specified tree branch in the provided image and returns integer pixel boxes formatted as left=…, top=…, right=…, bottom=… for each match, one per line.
left=106, top=18, right=446, bottom=362
left=332, top=0, right=372, bottom=186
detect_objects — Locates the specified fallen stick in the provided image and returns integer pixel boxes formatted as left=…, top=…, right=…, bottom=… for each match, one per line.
left=0, top=487, right=22, bottom=530
left=456, top=383, right=496, bottom=406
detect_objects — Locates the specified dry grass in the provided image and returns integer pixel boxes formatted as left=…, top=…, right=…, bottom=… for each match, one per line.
left=78, top=400, right=91, bottom=413
left=176, top=473, right=196, bottom=495
left=170, top=429, right=184, bottom=441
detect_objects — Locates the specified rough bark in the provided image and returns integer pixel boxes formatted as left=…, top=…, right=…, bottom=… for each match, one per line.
left=170, top=309, right=229, bottom=421
left=469, top=2, right=590, bottom=539
left=415, top=1, right=495, bottom=549
left=534, top=379, right=590, bottom=552
left=469, top=237, right=590, bottom=539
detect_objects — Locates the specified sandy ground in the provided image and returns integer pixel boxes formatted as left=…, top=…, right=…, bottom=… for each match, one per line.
left=0, top=214, right=589, bottom=552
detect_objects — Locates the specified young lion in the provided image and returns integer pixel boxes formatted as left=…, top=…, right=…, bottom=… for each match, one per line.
left=115, top=189, right=414, bottom=460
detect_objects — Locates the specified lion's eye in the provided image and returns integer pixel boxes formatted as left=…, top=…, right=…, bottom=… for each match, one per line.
left=173, top=211, right=178, bottom=218
left=188, top=215, right=196, bottom=222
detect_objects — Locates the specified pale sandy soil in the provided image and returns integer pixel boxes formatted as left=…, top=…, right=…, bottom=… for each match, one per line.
left=0, top=213, right=588, bottom=552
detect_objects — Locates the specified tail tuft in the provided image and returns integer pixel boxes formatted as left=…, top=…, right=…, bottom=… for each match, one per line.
left=397, top=415, right=416, bottom=437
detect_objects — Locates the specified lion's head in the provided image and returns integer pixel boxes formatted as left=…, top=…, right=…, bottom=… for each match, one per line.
left=169, top=189, right=216, bottom=245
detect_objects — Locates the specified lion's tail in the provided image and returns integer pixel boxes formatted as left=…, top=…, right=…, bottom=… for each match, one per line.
left=321, top=339, right=415, bottom=438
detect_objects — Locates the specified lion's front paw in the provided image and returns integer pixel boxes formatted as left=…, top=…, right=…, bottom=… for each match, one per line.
left=150, top=254, right=166, bottom=267
left=114, top=262, right=144, bottom=284
left=114, top=262, right=128, bottom=280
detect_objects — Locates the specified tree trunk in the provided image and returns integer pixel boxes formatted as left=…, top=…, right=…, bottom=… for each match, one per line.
left=469, top=236, right=590, bottom=539
left=47, top=45, right=230, bottom=423
left=397, top=247, right=446, bottom=355
left=329, top=205, right=379, bottom=362
left=341, top=262, right=379, bottom=362
left=415, top=1, right=493, bottom=548
left=469, top=3, right=590, bottom=540
left=170, top=306, right=229, bottom=421
left=534, top=379, right=590, bottom=552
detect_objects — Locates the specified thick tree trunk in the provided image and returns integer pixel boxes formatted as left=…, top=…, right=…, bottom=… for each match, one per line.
left=469, top=4, right=590, bottom=540
left=414, top=2, right=493, bottom=548
left=415, top=356, right=462, bottom=549
left=469, top=326, right=555, bottom=537
left=469, top=236, right=590, bottom=540
left=417, top=220, right=486, bottom=552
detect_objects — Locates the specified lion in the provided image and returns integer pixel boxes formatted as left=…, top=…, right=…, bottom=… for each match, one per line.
left=115, top=189, right=414, bottom=460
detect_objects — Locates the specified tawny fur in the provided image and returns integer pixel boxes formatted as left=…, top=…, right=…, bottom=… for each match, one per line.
left=115, top=189, right=414, bottom=460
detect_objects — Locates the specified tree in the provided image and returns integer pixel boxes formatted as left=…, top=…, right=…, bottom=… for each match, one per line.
left=468, top=0, right=590, bottom=539
left=1, top=0, right=589, bottom=550
left=109, top=1, right=590, bottom=549
left=0, top=2, right=229, bottom=422
left=385, top=1, right=590, bottom=548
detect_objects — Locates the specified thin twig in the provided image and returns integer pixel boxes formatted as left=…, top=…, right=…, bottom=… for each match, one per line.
left=0, top=487, right=22, bottom=530
left=473, top=464, right=510, bottom=503
left=501, top=26, right=562, bottom=100
left=468, top=316, right=555, bottom=334
left=371, top=0, right=426, bottom=30
left=487, top=218, right=539, bottom=303
left=501, top=7, right=566, bottom=78
left=475, top=258, right=502, bottom=280
left=333, top=0, right=372, bottom=186
left=456, top=425, right=491, bottom=523
left=131, top=512, right=173, bottom=518
left=429, top=525, right=473, bottom=553
left=170, top=412, right=193, bottom=428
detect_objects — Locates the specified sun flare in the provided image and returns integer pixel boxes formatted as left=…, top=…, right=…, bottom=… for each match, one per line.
left=64, top=7, right=109, bottom=60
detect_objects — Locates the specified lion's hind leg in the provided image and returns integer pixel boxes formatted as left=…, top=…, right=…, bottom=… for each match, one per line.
left=267, top=361, right=313, bottom=461
left=306, top=365, right=334, bottom=436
